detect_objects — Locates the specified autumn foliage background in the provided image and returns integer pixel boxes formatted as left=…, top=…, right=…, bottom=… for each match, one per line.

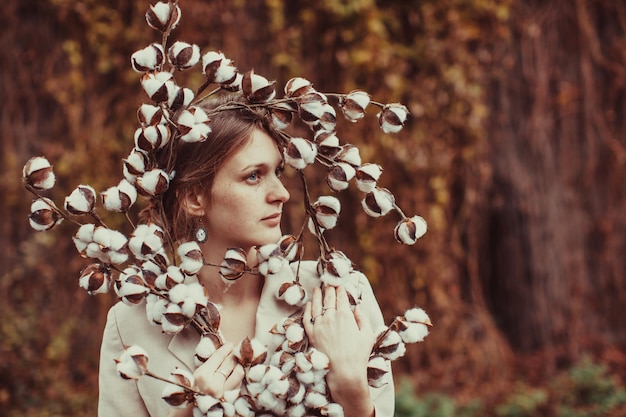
left=2, top=0, right=626, bottom=416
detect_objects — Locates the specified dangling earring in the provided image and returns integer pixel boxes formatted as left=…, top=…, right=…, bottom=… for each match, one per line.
left=194, top=219, right=208, bottom=243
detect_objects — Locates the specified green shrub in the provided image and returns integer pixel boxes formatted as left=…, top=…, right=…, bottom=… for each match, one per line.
left=394, top=379, right=484, bottom=417
left=553, top=356, right=626, bottom=417
left=495, top=386, right=548, bottom=417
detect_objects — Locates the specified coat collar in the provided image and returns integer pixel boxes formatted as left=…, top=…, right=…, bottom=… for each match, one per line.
left=167, top=325, right=200, bottom=371
left=166, top=261, right=316, bottom=370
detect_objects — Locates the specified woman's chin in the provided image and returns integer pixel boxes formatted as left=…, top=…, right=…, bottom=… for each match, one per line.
left=245, top=230, right=283, bottom=250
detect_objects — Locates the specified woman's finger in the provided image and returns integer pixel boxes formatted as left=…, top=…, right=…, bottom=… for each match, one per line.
left=323, top=285, right=337, bottom=310
left=303, top=299, right=313, bottom=324
left=223, top=362, right=245, bottom=392
left=334, top=286, right=350, bottom=312
left=311, top=286, right=323, bottom=316
left=193, top=345, right=242, bottom=395
left=353, top=304, right=371, bottom=332
left=200, top=342, right=234, bottom=371
left=214, top=351, right=238, bottom=378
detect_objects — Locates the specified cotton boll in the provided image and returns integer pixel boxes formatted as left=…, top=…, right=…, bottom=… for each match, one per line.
left=178, top=241, right=204, bottom=275
left=161, top=383, right=189, bottom=409
left=75, top=223, right=96, bottom=244
left=326, top=162, right=356, bottom=192
left=266, top=256, right=287, bottom=275
left=285, top=137, right=317, bottom=170
left=377, top=103, right=409, bottom=134
left=278, top=355, right=297, bottom=375
left=161, top=304, right=186, bottom=334
left=376, top=329, right=407, bottom=360
left=271, top=351, right=295, bottom=374
left=246, top=364, right=267, bottom=384
left=280, top=339, right=297, bottom=354
left=308, top=348, right=330, bottom=371
left=222, top=389, right=240, bottom=404
left=386, top=341, right=407, bottom=360
left=337, top=144, right=361, bottom=166
left=394, top=215, right=428, bottom=245
left=309, top=377, right=327, bottom=394
left=367, top=356, right=389, bottom=388
left=195, top=335, right=219, bottom=365
left=85, top=242, right=104, bottom=261
left=160, top=317, right=184, bottom=334
left=284, top=77, right=314, bottom=97
left=78, top=263, right=112, bottom=295
left=294, top=352, right=312, bottom=373
left=23, top=156, right=56, bottom=190
left=355, top=163, right=383, bottom=193
left=285, top=404, right=306, bottom=417
left=168, top=283, right=188, bottom=304
left=233, top=396, right=256, bottom=417
left=116, top=358, right=146, bottom=380
left=206, top=408, right=225, bottom=417
left=287, top=378, right=305, bottom=404
left=181, top=298, right=197, bottom=318
left=115, top=345, right=149, bottom=380
left=261, top=365, right=283, bottom=386
left=108, top=250, right=130, bottom=265
left=270, top=398, right=288, bottom=416
left=257, top=389, right=279, bottom=410
left=242, top=70, right=276, bottom=103
left=267, top=378, right=290, bottom=397
left=146, top=294, right=168, bottom=325
left=405, top=307, right=432, bottom=325
left=145, top=1, right=180, bottom=32
left=361, top=187, right=395, bottom=218
left=196, top=394, right=221, bottom=414
left=399, top=322, right=429, bottom=343
left=186, top=282, right=208, bottom=304
left=313, top=196, right=341, bottom=230
left=233, top=337, right=268, bottom=368
left=321, top=403, right=345, bottom=417
left=295, top=369, right=315, bottom=385
left=222, top=401, right=236, bottom=417
left=279, top=282, right=307, bottom=307
left=304, top=391, right=330, bottom=408
left=247, top=381, right=266, bottom=397
left=65, top=184, right=96, bottom=215
left=285, top=323, right=305, bottom=344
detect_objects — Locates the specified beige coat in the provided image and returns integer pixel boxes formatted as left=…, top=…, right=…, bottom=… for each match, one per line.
left=98, top=261, right=395, bottom=417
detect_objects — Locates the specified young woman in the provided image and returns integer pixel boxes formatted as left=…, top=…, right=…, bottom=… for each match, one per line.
left=97, top=95, right=394, bottom=417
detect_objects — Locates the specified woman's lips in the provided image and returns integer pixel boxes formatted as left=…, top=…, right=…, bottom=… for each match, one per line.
left=262, top=212, right=281, bottom=226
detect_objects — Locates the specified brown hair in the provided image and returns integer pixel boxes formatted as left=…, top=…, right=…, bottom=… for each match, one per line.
left=146, top=93, right=278, bottom=241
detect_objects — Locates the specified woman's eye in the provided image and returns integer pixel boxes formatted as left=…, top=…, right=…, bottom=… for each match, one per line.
left=246, top=171, right=260, bottom=182
left=275, top=166, right=284, bottom=179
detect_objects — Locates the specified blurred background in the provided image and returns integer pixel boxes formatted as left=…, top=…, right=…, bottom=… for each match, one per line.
left=2, top=0, right=626, bottom=416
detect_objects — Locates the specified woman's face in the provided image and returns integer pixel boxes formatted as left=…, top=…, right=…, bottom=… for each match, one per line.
left=204, top=128, right=290, bottom=251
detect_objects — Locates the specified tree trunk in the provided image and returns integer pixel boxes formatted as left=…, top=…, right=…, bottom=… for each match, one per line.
left=480, top=0, right=626, bottom=373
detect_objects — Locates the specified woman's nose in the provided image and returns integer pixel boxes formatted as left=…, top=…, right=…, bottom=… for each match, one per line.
left=269, top=176, right=290, bottom=203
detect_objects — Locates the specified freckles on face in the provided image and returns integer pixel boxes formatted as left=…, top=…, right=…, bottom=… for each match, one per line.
left=203, top=129, right=290, bottom=250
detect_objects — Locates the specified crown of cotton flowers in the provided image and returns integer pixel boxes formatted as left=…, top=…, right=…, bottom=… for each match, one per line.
left=22, top=1, right=432, bottom=415
left=23, top=0, right=426, bottom=248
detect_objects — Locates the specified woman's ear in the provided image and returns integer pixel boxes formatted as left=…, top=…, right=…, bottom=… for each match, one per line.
left=181, top=189, right=207, bottom=217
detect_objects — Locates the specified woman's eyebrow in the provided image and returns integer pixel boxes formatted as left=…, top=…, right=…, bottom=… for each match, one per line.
left=238, top=162, right=268, bottom=173
left=240, top=158, right=283, bottom=173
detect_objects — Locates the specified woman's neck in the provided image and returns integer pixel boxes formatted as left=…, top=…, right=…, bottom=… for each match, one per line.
left=197, top=244, right=263, bottom=307
left=196, top=244, right=263, bottom=343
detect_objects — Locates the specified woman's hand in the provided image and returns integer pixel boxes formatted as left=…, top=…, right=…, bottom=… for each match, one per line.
left=194, top=342, right=245, bottom=397
left=303, top=286, right=376, bottom=417
left=166, top=343, right=245, bottom=417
